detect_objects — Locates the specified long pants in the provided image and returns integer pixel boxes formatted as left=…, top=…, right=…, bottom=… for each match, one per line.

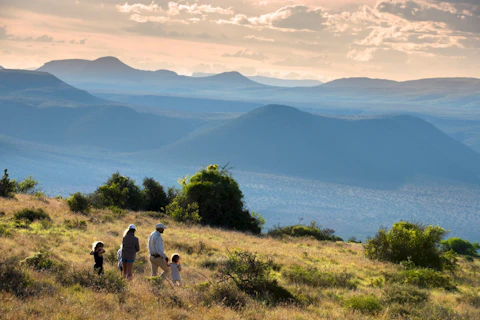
left=150, top=256, right=170, bottom=279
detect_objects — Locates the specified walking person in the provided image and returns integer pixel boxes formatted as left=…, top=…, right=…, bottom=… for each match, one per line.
left=169, top=253, right=182, bottom=286
left=90, top=241, right=105, bottom=275
left=148, top=223, right=170, bottom=280
left=122, top=224, right=140, bottom=280
left=117, top=245, right=123, bottom=274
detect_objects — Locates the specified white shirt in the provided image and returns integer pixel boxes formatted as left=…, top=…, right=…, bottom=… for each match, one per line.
left=170, top=263, right=182, bottom=281
left=117, top=248, right=122, bottom=267
left=148, top=230, right=166, bottom=258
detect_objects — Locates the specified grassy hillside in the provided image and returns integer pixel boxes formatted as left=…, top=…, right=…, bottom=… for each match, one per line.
left=1, top=195, right=480, bottom=319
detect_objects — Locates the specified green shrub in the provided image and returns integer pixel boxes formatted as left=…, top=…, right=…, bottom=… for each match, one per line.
left=441, top=238, right=480, bottom=257
left=220, top=250, right=295, bottom=304
left=94, top=172, right=143, bottom=210
left=387, top=268, right=456, bottom=290
left=344, top=294, right=382, bottom=314
left=383, top=284, right=429, bottom=305
left=0, top=169, right=16, bottom=198
left=268, top=221, right=343, bottom=242
left=64, top=218, right=87, bottom=229
left=58, top=269, right=126, bottom=293
left=0, top=223, right=12, bottom=237
left=21, top=251, right=65, bottom=272
left=14, top=208, right=51, bottom=223
left=282, top=265, right=356, bottom=289
left=66, top=192, right=90, bottom=213
left=165, top=196, right=201, bottom=224
left=179, top=164, right=264, bottom=234
left=365, top=221, right=448, bottom=270
left=0, top=257, right=33, bottom=296
left=142, top=177, right=168, bottom=212
left=15, top=175, right=39, bottom=194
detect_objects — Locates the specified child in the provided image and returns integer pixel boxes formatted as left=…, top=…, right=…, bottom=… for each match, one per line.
left=169, top=253, right=182, bottom=286
left=117, top=245, right=123, bottom=274
left=90, top=241, right=105, bottom=275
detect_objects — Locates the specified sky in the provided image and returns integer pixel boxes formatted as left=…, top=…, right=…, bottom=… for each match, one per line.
left=0, top=0, right=479, bottom=81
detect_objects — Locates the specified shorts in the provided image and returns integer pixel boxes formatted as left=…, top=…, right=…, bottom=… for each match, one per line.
left=122, top=258, right=134, bottom=263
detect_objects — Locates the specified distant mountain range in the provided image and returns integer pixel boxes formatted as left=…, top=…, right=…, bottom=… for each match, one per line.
left=1, top=69, right=479, bottom=187
left=146, top=104, right=480, bottom=186
left=192, top=72, right=323, bottom=87
left=37, top=56, right=480, bottom=116
left=37, top=57, right=266, bottom=94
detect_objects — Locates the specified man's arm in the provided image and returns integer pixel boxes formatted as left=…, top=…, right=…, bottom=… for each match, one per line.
left=155, top=234, right=166, bottom=258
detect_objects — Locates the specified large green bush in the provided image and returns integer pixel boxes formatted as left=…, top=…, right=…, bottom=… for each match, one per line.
left=66, top=192, right=90, bottom=213
left=142, top=177, right=168, bottom=212
left=93, top=172, right=143, bottom=210
left=344, top=294, right=382, bottom=314
left=441, top=238, right=479, bottom=257
left=268, top=221, right=343, bottom=242
left=0, top=169, right=16, bottom=198
left=365, top=221, right=448, bottom=270
left=177, top=165, right=264, bottom=234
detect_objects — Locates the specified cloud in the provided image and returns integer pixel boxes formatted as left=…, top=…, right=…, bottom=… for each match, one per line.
left=0, top=25, right=10, bottom=39
left=222, top=49, right=269, bottom=61
left=218, top=5, right=328, bottom=32
left=116, top=1, right=234, bottom=25
left=244, top=35, right=275, bottom=42
left=124, top=21, right=212, bottom=39
left=35, top=34, right=53, bottom=42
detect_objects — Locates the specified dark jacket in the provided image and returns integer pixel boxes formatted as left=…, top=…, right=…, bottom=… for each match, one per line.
left=122, top=231, right=140, bottom=260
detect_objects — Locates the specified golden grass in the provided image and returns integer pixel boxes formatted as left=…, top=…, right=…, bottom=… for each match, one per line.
left=1, top=194, right=480, bottom=319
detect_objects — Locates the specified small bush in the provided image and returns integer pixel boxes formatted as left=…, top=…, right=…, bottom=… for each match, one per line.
left=14, top=208, right=51, bottom=223
left=21, top=251, right=65, bottom=272
left=383, top=284, right=429, bottom=305
left=268, top=221, right=343, bottom=242
left=0, top=257, right=33, bottom=296
left=66, top=192, right=90, bottom=214
left=0, top=169, right=16, bottom=198
left=64, top=218, right=87, bottom=229
left=0, top=223, right=13, bottom=237
left=58, top=269, right=126, bottom=293
left=344, top=294, right=382, bottom=314
left=457, top=292, right=480, bottom=308
left=441, top=238, right=480, bottom=257
left=220, top=250, right=295, bottom=304
left=200, top=282, right=250, bottom=309
left=15, top=175, right=39, bottom=194
left=282, top=265, right=356, bottom=289
left=387, top=268, right=456, bottom=290
left=365, top=221, right=448, bottom=270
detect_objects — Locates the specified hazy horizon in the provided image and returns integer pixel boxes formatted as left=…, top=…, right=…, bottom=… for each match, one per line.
left=1, top=0, right=479, bottom=81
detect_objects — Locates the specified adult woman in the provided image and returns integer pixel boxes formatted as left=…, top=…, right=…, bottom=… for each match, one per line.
left=121, top=224, right=140, bottom=280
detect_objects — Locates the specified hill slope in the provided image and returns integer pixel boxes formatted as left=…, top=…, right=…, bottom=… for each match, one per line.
left=0, top=69, right=101, bottom=105
left=151, top=105, right=480, bottom=186
left=1, top=194, right=479, bottom=319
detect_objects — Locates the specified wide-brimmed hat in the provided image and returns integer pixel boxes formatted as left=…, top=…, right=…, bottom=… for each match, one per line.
left=128, top=224, right=137, bottom=230
left=155, top=223, right=167, bottom=229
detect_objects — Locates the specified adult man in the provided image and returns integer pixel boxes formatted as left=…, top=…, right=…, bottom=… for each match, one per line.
left=148, top=223, right=171, bottom=279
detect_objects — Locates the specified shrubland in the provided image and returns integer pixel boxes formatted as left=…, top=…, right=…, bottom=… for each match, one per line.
left=1, top=169, right=480, bottom=319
